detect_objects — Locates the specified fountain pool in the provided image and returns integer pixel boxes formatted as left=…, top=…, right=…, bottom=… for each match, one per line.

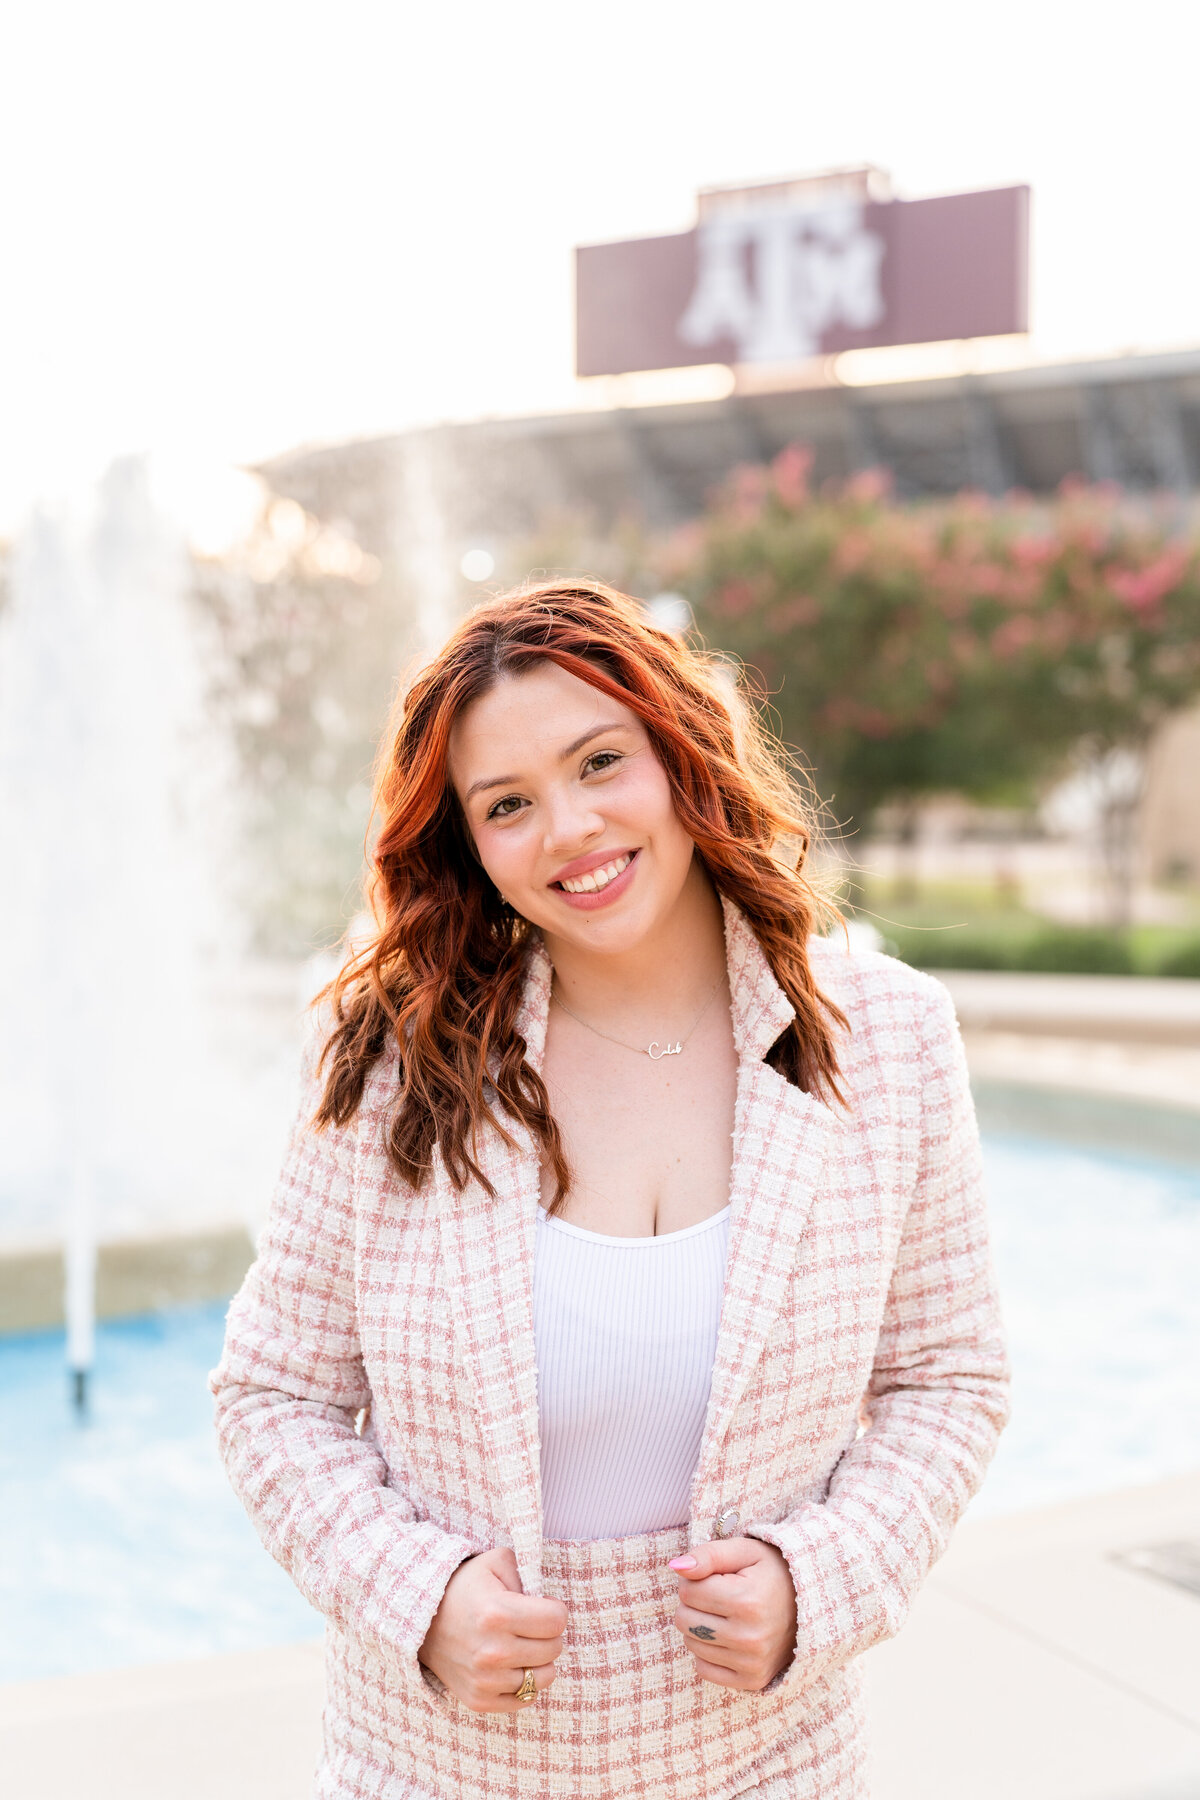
left=2, top=1120, right=1198, bottom=1684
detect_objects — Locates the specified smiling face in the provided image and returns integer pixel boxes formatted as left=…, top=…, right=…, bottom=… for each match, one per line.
left=448, top=660, right=700, bottom=959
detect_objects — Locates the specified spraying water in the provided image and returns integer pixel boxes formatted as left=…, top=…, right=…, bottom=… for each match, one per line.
left=0, top=459, right=258, bottom=1412
left=395, top=430, right=461, bottom=651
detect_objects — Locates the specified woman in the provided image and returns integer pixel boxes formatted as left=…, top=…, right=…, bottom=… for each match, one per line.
left=212, top=582, right=1008, bottom=1800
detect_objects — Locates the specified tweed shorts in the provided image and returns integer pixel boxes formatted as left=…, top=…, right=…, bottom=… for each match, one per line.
left=317, top=1526, right=866, bottom=1800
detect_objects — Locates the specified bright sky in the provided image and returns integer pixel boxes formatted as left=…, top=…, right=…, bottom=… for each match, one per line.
left=2, top=0, right=1197, bottom=543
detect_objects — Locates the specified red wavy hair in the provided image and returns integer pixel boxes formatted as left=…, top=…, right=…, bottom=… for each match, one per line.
left=315, top=582, right=846, bottom=1207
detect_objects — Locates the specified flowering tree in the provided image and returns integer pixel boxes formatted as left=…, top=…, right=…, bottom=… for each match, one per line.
left=674, top=448, right=1200, bottom=910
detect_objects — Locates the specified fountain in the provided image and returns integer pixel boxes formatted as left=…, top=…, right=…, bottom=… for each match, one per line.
left=0, top=459, right=277, bottom=1412
left=395, top=430, right=461, bottom=650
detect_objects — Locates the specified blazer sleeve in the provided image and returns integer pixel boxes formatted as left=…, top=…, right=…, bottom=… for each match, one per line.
left=209, top=1046, right=476, bottom=1694
left=750, top=975, right=1010, bottom=1690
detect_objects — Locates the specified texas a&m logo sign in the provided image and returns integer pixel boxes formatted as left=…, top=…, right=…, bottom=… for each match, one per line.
left=576, top=171, right=1028, bottom=378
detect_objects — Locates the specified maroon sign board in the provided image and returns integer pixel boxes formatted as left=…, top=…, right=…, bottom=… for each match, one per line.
left=575, top=184, right=1029, bottom=378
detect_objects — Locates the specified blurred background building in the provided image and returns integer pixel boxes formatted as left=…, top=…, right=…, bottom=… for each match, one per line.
left=260, top=340, right=1200, bottom=569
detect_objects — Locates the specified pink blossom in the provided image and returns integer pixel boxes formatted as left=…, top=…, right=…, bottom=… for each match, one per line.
left=953, top=491, right=993, bottom=519
left=718, top=579, right=758, bottom=620
left=937, top=588, right=970, bottom=619
left=1012, top=535, right=1056, bottom=571
left=769, top=594, right=821, bottom=630
left=833, top=530, right=871, bottom=575
left=991, top=616, right=1038, bottom=660
left=1040, top=611, right=1075, bottom=653
left=1001, top=568, right=1042, bottom=607
left=725, top=464, right=769, bottom=523
left=1056, top=474, right=1091, bottom=501
left=844, top=467, right=893, bottom=504
left=771, top=444, right=813, bottom=509
left=967, top=561, right=1007, bottom=598
left=854, top=704, right=895, bottom=738
left=1110, top=549, right=1189, bottom=612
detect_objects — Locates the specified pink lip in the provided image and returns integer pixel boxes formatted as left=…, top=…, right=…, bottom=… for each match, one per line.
left=550, top=847, right=640, bottom=911
left=550, top=846, right=639, bottom=884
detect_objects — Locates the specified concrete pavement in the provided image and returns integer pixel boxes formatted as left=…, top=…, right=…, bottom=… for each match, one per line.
left=936, top=970, right=1200, bottom=1046
left=0, top=1641, right=325, bottom=1800
left=865, top=1469, right=1200, bottom=1800
left=937, top=967, right=1200, bottom=1135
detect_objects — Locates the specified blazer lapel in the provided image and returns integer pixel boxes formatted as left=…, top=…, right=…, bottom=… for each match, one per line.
left=692, top=1064, right=832, bottom=1491
left=433, top=907, right=837, bottom=1570
left=435, top=937, right=553, bottom=1597
left=690, top=903, right=836, bottom=1513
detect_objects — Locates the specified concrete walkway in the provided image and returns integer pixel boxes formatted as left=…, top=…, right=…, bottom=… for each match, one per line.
left=865, top=1470, right=1200, bottom=1800
left=937, top=970, right=1200, bottom=1045
left=934, top=968, right=1200, bottom=1123
left=965, top=1028, right=1200, bottom=1118
left=0, top=1639, right=324, bottom=1800
left=2, top=1472, right=1197, bottom=1800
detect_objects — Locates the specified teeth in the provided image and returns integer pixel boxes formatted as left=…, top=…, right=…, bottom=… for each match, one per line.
left=560, top=853, right=632, bottom=895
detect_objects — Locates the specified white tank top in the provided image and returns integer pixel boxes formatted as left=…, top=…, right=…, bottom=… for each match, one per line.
left=532, top=1204, right=730, bottom=1542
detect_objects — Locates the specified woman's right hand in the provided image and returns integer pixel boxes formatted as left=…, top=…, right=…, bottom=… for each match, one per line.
left=418, top=1546, right=567, bottom=1713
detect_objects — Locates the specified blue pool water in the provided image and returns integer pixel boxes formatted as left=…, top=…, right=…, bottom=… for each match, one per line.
left=2, top=1128, right=1199, bottom=1683
left=972, top=1131, right=1200, bottom=1515
left=0, top=1305, right=320, bottom=1683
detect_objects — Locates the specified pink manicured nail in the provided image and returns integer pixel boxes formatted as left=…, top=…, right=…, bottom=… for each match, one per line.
left=668, top=1556, right=697, bottom=1571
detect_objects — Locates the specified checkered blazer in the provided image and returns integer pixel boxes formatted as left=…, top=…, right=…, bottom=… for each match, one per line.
left=212, top=901, right=1009, bottom=1798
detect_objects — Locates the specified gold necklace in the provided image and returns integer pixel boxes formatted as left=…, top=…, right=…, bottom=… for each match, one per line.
left=550, top=975, right=724, bottom=1059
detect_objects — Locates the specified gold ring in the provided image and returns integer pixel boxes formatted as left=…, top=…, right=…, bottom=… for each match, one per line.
left=514, top=1667, right=538, bottom=1704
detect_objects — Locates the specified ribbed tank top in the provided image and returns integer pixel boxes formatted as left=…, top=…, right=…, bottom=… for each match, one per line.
left=532, top=1204, right=730, bottom=1542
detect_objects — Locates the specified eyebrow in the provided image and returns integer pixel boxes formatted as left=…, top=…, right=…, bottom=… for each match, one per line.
left=464, top=721, right=632, bottom=804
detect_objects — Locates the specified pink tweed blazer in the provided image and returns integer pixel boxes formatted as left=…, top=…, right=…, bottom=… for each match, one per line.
left=212, top=903, right=1009, bottom=1799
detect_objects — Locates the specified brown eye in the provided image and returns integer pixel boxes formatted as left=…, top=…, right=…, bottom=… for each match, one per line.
left=584, top=751, right=622, bottom=775
left=486, top=794, right=525, bottom=820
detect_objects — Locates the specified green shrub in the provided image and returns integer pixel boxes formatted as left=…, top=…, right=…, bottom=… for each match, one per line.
left=885, top=919, right=1200, bottom=976
left=1156, top=937, right=1200, bottom=978
left=885, top=927, right=1015, bottom=971
left=1020, top=926, right=1134, bottom=974
left=887, top=922, right=1144, bottom=974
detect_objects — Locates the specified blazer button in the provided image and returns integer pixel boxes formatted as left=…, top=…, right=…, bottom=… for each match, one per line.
left=714, top=1507, right=741, bottom=1538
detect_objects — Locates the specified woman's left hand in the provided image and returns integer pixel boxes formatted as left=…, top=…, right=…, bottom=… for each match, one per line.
left=668, top=1537, right=798, bottom=1692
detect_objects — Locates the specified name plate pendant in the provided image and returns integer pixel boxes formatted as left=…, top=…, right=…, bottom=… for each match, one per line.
left=647, top=1040, right=683, bottom=1059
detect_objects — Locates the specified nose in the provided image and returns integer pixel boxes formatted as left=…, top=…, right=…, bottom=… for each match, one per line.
left=541, top=786, right=605, bottom=858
